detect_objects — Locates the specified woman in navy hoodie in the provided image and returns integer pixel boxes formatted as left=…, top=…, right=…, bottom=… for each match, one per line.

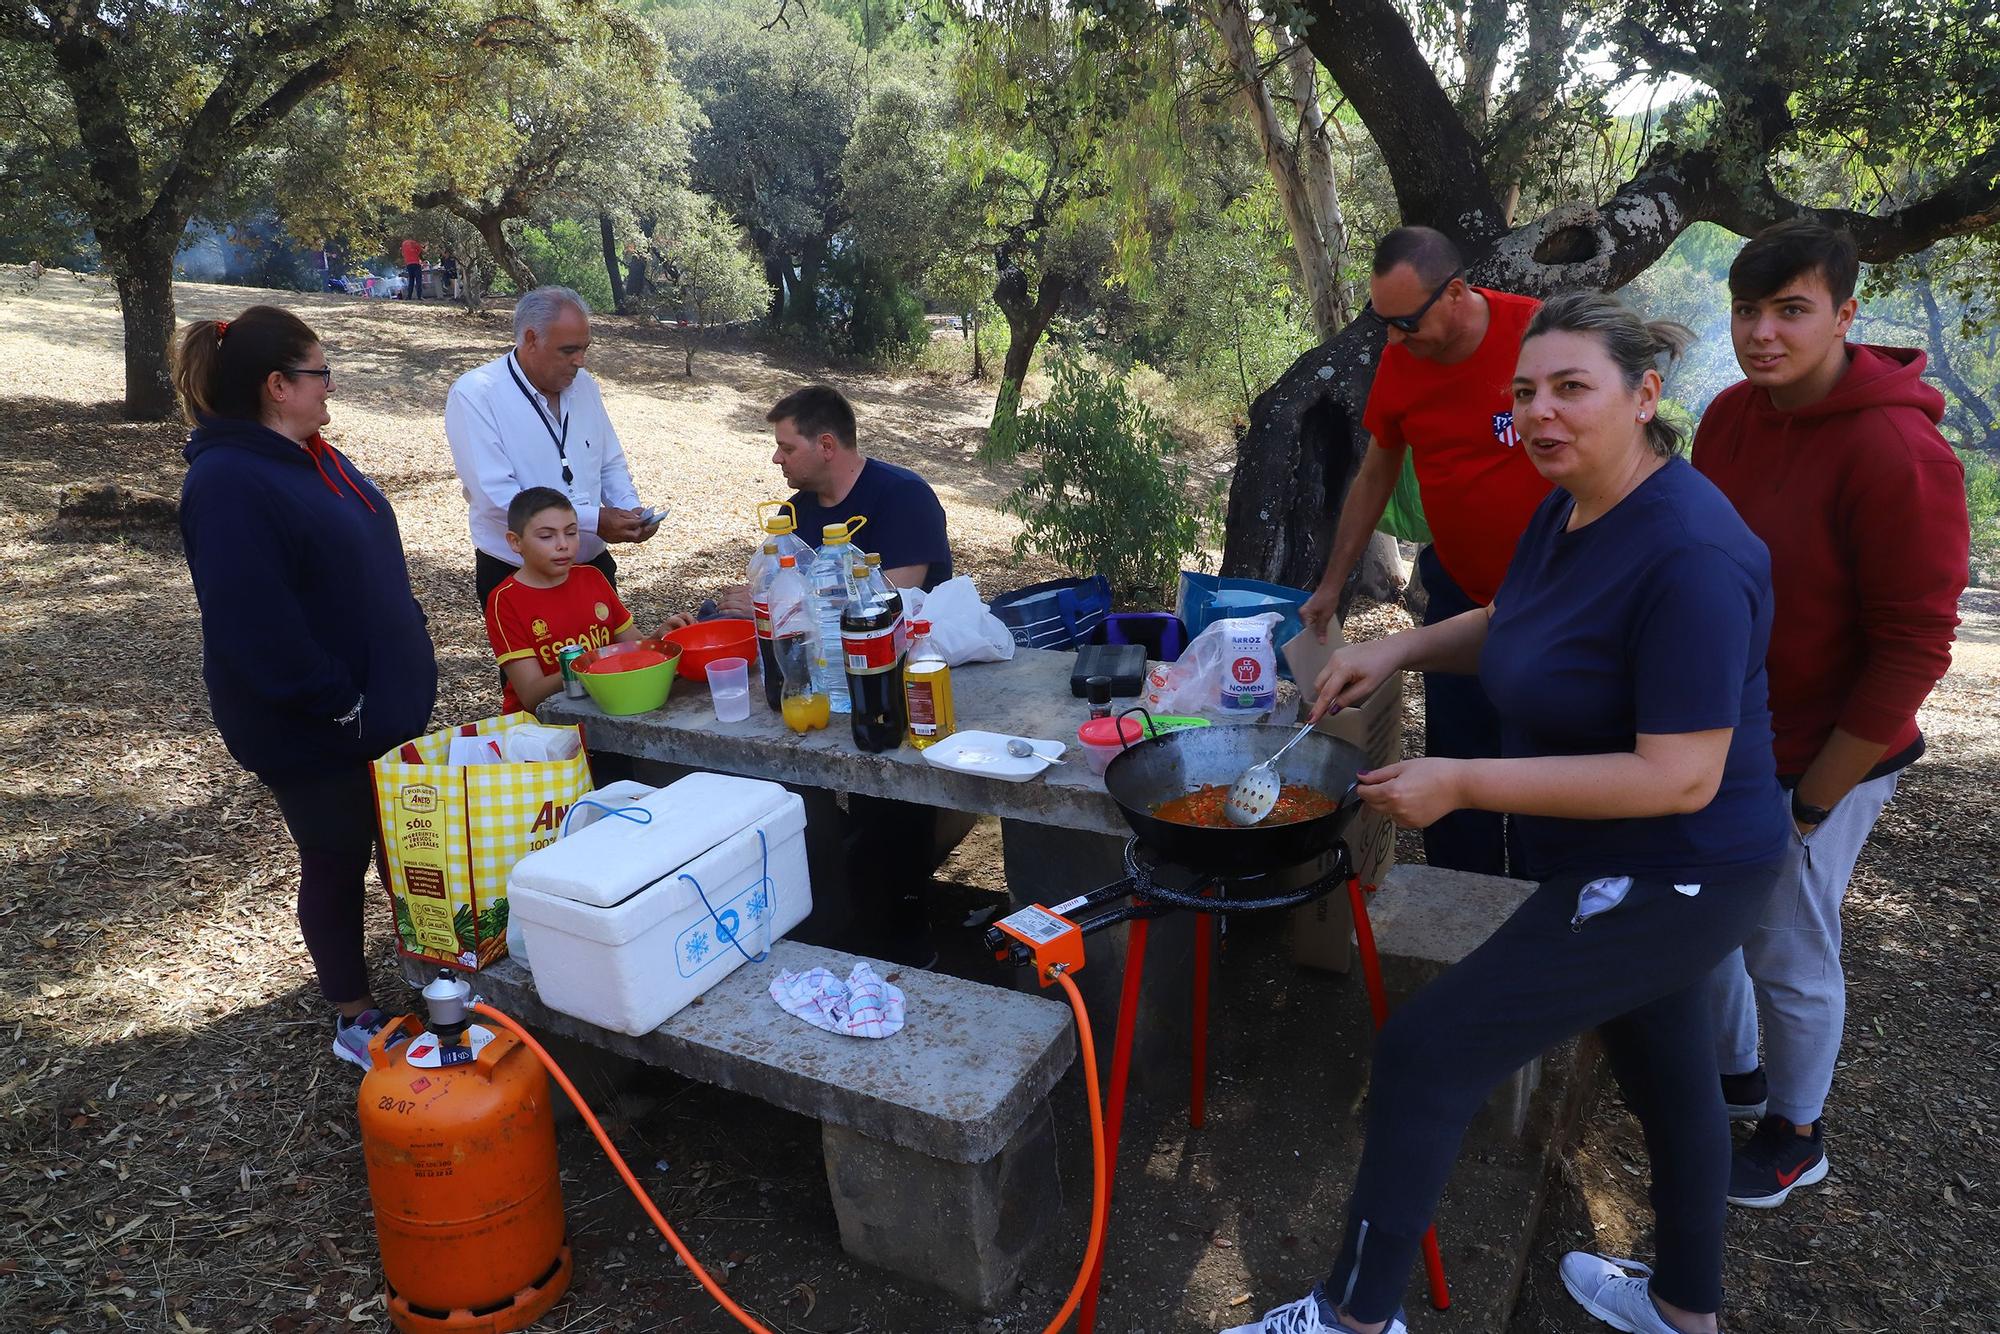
left=176, top=305, right=437, bottom=1070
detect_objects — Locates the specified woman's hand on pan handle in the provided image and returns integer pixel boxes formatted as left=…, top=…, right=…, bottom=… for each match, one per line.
left=1355, top=758, right=1470, bottom=828
left=1309, top=637, right=1404, bottom=722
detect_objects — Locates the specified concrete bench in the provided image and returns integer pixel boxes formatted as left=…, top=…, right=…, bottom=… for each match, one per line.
left=403, top=942, right=1076, bottom=1310
left=1365, top=863, right=1549, bottom=1137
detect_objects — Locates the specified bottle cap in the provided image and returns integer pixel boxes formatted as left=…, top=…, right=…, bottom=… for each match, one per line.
left=911, top=619, right=931, bottom=635
left=866, top=552, right=882, bottom=566
left=1087, top=675, right=1112, bottom=706
left=778, top=555, right=797, bottom=567
left=823, top=524, right=850, bottom=542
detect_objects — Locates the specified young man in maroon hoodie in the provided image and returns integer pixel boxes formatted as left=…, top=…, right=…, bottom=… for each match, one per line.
left=1696, top=220, right=1968, bottom=1208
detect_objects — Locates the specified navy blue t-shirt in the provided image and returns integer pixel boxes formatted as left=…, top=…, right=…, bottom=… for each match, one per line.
left=791, top=457, right=953, bottom=591
left=1479, top=457, right=1786, bottom=881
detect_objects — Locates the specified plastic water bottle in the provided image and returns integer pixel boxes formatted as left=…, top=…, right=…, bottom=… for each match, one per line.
left=807, top=521, right=863, bottom=714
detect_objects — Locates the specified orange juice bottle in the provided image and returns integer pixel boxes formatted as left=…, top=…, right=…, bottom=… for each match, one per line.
left=903, top=619, right=955, bottom=749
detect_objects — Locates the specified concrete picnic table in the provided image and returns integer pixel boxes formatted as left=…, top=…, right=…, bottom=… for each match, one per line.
left=538, top=646, right=1204, bottom=1086
left=541, top=645, right=1129, bottom=834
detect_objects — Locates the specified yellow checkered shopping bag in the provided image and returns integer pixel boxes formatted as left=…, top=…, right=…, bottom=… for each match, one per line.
left=370, top=713, right=592, bottom=971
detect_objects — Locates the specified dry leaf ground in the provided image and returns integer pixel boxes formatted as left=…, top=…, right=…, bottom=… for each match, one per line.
left=2, top=271, right=1993, bottom=1333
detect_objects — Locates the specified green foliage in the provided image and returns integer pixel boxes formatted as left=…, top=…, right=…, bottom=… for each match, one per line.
left=1142, top=190, right=1316, bottom=419
left=638, top=195, right=771, bottom=373
left=1964, top=451, right=2000, bottom=586
left=516, top=221, right=615, bottom=312
left=825, top=249, right=929, bottom=360
left=1003, top=353, right=1222, bottom=603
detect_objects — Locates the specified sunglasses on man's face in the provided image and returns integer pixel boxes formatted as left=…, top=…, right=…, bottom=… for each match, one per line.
left=1364, top=269, right=1463, bottom=334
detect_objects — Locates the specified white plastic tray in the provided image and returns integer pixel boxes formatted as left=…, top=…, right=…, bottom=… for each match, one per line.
left=921, top=730, right=1066, bottom=782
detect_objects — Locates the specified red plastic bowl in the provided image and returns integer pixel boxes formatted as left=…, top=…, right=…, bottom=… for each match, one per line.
left=663, top=618, right=757, bottom=682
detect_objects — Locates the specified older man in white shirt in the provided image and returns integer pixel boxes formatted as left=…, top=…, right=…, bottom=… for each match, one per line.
left=445, top=285, right=659, bottom=608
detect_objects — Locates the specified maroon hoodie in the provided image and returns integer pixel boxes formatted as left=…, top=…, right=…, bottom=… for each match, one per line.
left=1692, top=344, right=1968, bottom=778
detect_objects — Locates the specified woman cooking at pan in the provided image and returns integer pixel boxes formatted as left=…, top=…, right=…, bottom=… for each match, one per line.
left=1227, top=291, right=1786, bottom=1334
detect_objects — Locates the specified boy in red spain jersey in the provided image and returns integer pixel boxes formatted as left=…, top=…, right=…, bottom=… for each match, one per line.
left=484, top=487, right=692, bottom=713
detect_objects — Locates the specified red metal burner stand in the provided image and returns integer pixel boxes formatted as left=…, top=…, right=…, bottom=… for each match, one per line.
left=1075, top=876, right=1451, bottom=1334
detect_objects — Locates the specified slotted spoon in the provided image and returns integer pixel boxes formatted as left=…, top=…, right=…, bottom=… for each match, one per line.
left=1223, top=716, right=1322, bottom=826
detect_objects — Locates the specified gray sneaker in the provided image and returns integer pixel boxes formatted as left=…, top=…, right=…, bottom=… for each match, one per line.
left=1559, top=1252, right=1695, bottom=1333
left=332, top=1009, right=388, bottom=1071
left=1220, top=1286, right=1407, bottom=1334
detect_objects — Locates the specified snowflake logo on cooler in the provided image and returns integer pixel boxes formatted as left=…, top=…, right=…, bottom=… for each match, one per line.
left=685, top=931, right=709, bottom=964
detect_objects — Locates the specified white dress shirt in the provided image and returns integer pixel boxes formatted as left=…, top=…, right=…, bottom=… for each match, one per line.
left=444, top=350, right=642, bottom=565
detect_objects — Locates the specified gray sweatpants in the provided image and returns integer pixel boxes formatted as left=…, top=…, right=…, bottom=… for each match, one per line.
left=1710, top=769, right=1900, bottom=1125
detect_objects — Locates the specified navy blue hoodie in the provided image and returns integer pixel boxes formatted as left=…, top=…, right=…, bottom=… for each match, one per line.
left=181, top=418, right=437, bottom=785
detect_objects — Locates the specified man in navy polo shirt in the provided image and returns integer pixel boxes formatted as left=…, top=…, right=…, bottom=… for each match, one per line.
left=720, top=383, right=955, bottom=967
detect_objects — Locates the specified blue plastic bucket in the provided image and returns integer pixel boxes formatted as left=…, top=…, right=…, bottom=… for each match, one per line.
left=1176, top=572, right=1312, bottom=677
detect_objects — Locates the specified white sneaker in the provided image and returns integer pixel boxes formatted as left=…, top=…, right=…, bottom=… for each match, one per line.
left=1559, top=1252, right=1699, bottom=1333
left=1219, top=1286, right=1407, bottom=1334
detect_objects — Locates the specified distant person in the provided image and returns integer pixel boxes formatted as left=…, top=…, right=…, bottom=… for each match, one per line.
left=484, top=488, right=694, bottom=713
left=719, top=384, right=953, bottom=967
left=1236, top=291, right=1785, bottom=1334
left=173, top=305, right=437, bottom=1071
left=1697, top=220, right=1968, bottom=1207
left=399, top=237, right=423, bottom=300
left=317, top=244, right=343, bottom=293
left=1297, top=226, right=1552, bottom=877
left=440, top=248, right=460, bottom=301
left=445, top=285, right=660, bottom=611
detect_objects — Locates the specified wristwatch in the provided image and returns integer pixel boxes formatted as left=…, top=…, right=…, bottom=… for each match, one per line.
left=1790, top=790, right=1831, bottom=828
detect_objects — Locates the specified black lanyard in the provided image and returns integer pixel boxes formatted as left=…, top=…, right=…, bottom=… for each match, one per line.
left=506, top=354, right=573, bottom=485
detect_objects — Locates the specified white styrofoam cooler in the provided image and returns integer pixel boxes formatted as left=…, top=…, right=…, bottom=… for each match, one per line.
left=507, top=772, right=813, bottom=1035
left=505, top=779, right=656, bottom=966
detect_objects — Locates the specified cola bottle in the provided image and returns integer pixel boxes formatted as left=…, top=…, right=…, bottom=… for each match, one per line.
left=841, top=590, right=907, bottom=753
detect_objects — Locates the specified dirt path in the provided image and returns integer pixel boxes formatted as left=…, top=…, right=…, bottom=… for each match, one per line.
left=3, top=273, right=1994, bottom=1333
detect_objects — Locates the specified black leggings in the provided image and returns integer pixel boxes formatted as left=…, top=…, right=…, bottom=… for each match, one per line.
left=1325, top=862, right=1780, bottom=1321
left=267, top=766, right=382, bottom=1005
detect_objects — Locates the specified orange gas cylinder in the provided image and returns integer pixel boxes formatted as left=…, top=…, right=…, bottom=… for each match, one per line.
left=358, top=1009, right=572, bottom=1333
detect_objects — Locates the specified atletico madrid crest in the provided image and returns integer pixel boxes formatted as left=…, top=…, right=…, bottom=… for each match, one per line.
left=1492, top=412, right=1520, bottom=448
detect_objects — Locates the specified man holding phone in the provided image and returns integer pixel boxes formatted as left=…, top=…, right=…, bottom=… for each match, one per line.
left=446, top=285, right=661, bottom=609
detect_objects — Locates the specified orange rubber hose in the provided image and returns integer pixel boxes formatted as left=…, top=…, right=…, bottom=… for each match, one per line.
left=1042, top=968, right=1108, bottom=1334
left=471, top=978, right=1108, bottom=1334
left=472, top=1002, right=779, bottom=1334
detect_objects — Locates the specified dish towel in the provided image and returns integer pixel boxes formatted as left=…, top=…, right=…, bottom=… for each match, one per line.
left=769, top=963, right=907, bottom=1039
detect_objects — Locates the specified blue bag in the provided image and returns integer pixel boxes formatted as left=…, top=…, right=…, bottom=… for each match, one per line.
left=989, top=576, right=1113, bottom=650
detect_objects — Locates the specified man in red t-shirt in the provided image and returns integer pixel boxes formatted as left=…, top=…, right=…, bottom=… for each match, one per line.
left=1696, top=220, right=1967, bottom=1208
left=1300, top=227, right=1552, bottom=875
left=485, top=487, right=691, bottom=713
left=400, top=237, right=424, bottom=301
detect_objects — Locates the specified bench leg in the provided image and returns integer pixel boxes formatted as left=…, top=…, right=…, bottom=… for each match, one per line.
left=821, top=1099, right=1060, bottom=1312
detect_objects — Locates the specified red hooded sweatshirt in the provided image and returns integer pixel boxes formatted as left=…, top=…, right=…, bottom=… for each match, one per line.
left=1692, top=344, right=1968, bottom=778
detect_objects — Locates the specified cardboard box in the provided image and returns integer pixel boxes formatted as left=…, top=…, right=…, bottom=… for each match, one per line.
left=1280, top=625, right=1403, bottom=972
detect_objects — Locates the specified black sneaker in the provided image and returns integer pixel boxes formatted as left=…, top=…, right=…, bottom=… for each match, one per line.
left=1728, top=1114, right=1827, bottom=1208
left=1721, top=1065, right=1768, bottom=1120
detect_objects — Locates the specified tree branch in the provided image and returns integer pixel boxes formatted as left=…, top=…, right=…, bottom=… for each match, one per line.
left=1706, top=143, right=2000, bottom=261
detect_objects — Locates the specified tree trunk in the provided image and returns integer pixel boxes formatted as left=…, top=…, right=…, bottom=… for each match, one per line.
left=1914, top=270, right=1997, bottom=444
left=1212, top=2, right=1350, bottom=339
left=994, top=268, right=1067, bottom=417
left=1285, top=26, right=1353, bottom=329
left=1221, top=318, right=1382, bottom=585
left=598, top=213, right=629, bottom=315
left=473, top=215, right=536, bottom=292
left=106, top=239, right=180, bottom=421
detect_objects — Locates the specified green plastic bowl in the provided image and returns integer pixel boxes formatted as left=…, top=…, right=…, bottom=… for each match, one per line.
left=574, top=640, right=681, bottom=715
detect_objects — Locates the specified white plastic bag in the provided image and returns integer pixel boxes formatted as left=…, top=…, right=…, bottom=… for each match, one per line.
left=499, top=723, right=583, bottom=762
left=898, top=577, right=1016, bottom=668
left=1142, top=612, right=1283, bottom=718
